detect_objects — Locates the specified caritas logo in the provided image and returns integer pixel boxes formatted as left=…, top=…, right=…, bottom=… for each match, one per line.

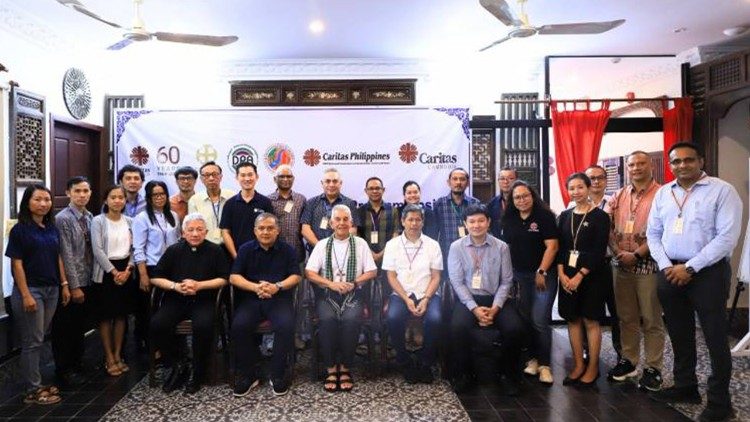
left=398, top=142, right=418, bottom=164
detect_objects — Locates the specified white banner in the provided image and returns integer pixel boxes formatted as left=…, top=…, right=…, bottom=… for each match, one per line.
left=115, top=107, right=471, bottom=206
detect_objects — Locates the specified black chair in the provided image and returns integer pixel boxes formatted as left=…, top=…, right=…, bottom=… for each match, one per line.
left=147, top=285, right=227, bottom=388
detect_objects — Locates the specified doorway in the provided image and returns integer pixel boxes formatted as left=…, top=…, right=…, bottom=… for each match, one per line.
left=49, top=115, right=107, bottom=214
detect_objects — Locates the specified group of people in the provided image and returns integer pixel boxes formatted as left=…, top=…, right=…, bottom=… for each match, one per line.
left=6, top=141, right=739, bottom=421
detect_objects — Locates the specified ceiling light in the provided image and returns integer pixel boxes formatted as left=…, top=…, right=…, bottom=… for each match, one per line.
left=309, top=19, right=325, bottom=35
left=673, top=27, right=687, bottom=33
left=723, top=26, right=749, bottom=36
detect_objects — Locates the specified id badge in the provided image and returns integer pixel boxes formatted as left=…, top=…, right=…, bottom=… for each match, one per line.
left=370, top=232, right=379, bottom=244
left=283, top=201, right=294, bottom=213
left=319, top=217, right=329, bottom=230
left=624, top=220, right=634, bottom=234
left=458, top=226, right=467, bottom=238
left=568, top=250, right=579, bottom=268
left=471, top=270, right=482, bottom=289
left=404, top=270, right=413, bottom=285
left=673, top=217, right=683, bottom=234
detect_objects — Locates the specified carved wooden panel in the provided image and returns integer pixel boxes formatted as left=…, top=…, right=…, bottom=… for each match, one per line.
left=9, top=87, right=46, bottom=218
left=230, top=79, right=416, bottom=106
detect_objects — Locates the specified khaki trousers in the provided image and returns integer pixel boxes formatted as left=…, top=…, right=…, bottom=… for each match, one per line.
left=613, top=268, right=665, bottom=369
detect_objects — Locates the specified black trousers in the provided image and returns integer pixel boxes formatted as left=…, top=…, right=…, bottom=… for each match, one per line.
left=657, top=259, right=732, bottom=409
left=149, top=292, right=217, bottom=377
left=51, top=286, right=90, bottom=374
left=450, top=295, right=524, bottom=380
left=133, top=266, right=157, bottom=347
left=602, top=261, right=622, bottom=357
left=231, top=293, right=294, bottom=380
left=316, top=296, right=363, bottom=368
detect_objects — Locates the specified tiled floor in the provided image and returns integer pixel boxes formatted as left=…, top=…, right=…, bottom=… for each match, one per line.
left=0, top=324, right=719, bottom=421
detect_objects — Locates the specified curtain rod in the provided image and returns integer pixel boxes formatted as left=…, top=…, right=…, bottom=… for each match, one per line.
left=494, top=96, right=688, bottom=104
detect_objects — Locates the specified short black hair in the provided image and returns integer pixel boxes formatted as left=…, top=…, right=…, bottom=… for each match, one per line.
left=566, top=172, right=591, bottom=188
left=199, top=161, right=222, bottom=174
left=668, top=141, right=703, bottom=158
left=463, top=204, right=490, bottom=221
left=235, top=162, right=257, bottom=175
left=174, top=166, right=198, bottom=179
left=365, top=176, right=383, bottom=187
left=117, top=164, right=144, bottom=183
left=66, top=176, right=90, bottom=190
left=402, top=180, right=420, bottom=195
left=448, top=167, right=469, bottom=180
left=499, top=167, right=518, bottom=177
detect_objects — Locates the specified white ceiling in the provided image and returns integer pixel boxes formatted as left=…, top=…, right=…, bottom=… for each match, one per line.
left=7, top=0, right=750, bottom=62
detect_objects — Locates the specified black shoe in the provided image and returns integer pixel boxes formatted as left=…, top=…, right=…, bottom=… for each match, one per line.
left=416, top=364, right=434, bottom=384
left=162, top=364, right=189, bottom=394
left=575, top=373, right=599, bottom=389
left=562, top=374, right=581, bottom=386
left=699, top=405, right=735, bottom=422
left=649, top=386, right=702, bottom=404
left=184, top=371, right=203, bottom=395
left=638, top=367, right=663, bottom=392
left=499, top=376, right=521, bottom=397
left=450, top=374, right=476, bottom=394
left=270, top=378, right=289, bottom=396
left=233, top=375, right=260, bottom=397
left=607, top=358, right=637, bottom=382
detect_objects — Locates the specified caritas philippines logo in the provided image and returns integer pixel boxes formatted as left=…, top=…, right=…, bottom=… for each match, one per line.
left=399, top=142, right=418, bottom=163
left=303, top=148, right=321, bottom=167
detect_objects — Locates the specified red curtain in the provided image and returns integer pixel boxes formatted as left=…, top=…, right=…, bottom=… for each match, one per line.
left=551, top=100, right=611, bottom=204
left=662, top=98, right=694, bottom=182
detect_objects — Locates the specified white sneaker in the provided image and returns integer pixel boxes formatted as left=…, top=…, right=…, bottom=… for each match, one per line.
left=538, top=366, right=553, bottom=385
left=523, top=359, right=539, bottom=376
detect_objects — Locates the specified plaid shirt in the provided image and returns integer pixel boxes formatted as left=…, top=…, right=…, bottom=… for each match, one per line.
left=433, top=193, right=480, bottom=258
left=356, top=202, right=400, bottom=253
left=55, top=205, right=94, bottom=289
left=268, top=189, right=307, bottom=264
left=300, top=193, right=360, bottom=250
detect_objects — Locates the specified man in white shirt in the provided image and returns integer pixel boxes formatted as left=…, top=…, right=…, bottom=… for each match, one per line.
left=382, top=204, right=442, bottom=384
left=187, top=161, right=235, bottom=246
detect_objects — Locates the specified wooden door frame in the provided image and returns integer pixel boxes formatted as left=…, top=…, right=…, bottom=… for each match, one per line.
left=49, top=114, right=107, bottom=212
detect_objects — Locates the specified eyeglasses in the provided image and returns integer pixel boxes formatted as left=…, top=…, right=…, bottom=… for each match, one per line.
left=669, top=157, right=698, bottom=166
left=151, top=192, right=167, bottom=198
left=255, top=226, right=278, bottom=232
left=589, top=176, right=607, bottom=181
left=512, top=193, right=531, bottom=200
left=177, top=176, right=195, bottom=182
left=366, top=187, right=383, bottom=191
left=201, top=172, right=221, bottom=179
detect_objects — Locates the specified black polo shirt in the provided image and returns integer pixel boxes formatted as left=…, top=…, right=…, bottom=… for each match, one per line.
left=500, top=207, right=559, bottom=272
left=219, top=191, right=273, bottom=249
left=152, top=240, right=230, bottom=294
left=231, top=239, right=300, bottom=300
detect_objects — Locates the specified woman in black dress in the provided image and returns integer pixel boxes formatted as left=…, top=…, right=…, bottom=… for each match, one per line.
left=557, top=173, right=609, bottom=387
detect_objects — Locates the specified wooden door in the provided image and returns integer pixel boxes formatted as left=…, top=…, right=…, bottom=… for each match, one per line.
left=50, top=116, right=106, bottom=214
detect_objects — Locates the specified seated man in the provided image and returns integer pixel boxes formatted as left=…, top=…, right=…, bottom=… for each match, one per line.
left=448, top=204, right=524, bottom=395
left=230, top=213, right=301, bottom=397
left=149, top=213, right=229, bottom=394
left=306, top=204, right=377, bottom=392
left=382, top=204, right=442, bottom=383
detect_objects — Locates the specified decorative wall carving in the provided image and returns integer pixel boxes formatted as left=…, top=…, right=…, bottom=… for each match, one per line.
left=231, top=79, right=416, bottom=106
left=9, top=87, right=46, bottom=217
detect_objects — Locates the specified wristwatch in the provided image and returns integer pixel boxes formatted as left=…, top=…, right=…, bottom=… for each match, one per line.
left=685, top=266, right=695, bottom=275
left=275, top=282, right=284, bottom=291
left=536, top=268, right=547, bottom=277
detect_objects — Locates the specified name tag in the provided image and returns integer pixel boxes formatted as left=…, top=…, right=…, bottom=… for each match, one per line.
left=319, top=217, right=329, bottom=230
left=568, top=250, right=579, bottom=268
left=458, top=226, right=467, bottom=238
left=624, top=220, right=634, bottom=234
left=370, top=232, right=379, bottom=244
left=404, top=270, right=413, bottom=285
left=283, top=201, right=294, bottom=213
left=471, top=270, right=482, bottom=289
left=673, top=217, right=683, bottom=234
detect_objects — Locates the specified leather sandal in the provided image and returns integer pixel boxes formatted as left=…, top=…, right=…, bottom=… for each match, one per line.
left=338, top=370, right=353, bottom=392
left=24, top=387, right=61, bottom=405
left=324, top=372, right=338, bottom=392
left=117, top=360, right=130, bottom=373
left=105, top=361, right=123, bottom=377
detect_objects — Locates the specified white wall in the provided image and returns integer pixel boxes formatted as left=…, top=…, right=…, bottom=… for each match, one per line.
left=718, top=97, right=750, bottom=308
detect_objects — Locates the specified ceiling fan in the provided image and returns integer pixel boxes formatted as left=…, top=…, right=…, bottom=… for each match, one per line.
left=478, top=0, right=624, bottom=51
left=55, top=0, right=238, bottom=50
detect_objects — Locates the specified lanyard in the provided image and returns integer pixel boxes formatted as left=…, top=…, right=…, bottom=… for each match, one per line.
left=153, top=212, right=168, bottom=252
left=450, top=199, right=464, bottom=220
left=468, top=243, right=486, bottom=272
left=369, top=206, right=382, bottom=232
left=400, top=235, right=423, bottom=271
left=211, top=200, right=221, bottom=226
left=670, top=174, right=706, bottom=218
left=570, top=205, right=591, bottom=251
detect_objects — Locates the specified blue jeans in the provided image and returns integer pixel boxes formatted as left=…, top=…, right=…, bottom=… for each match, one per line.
left=11, top=285, right=59, bottom=392
left=386, top=294, right=441, bottom=367
left=515, top=269, right=557, bottom=366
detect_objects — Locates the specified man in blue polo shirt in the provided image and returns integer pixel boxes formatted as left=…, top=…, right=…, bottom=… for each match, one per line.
left=230, top=213, right=301, bottom=397
left=220, top=162, right=273, bottom=259
left=647, top=142, right=742, bottom=422
left=434, top=168, right=480, bottom=270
